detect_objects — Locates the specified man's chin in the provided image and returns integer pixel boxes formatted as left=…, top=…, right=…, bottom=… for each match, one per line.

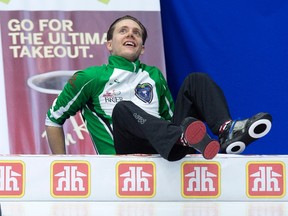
left=122, top=54, right=138, bottom=62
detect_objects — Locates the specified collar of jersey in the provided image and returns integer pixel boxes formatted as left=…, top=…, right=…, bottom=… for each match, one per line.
left=108, top=55, right=141, bottom=73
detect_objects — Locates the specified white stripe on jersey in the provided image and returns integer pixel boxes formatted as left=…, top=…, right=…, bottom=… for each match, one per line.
left=49, top=79, right=94, bottom=120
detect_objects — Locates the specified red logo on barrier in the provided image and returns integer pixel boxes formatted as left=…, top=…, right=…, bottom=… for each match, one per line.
left=116, top=162, right=156, bottom=198
left=0, top=161, right=25, bottom=197
left=51, top=161, right=90, bottom=198
left=247, top=162, right=285, bottom=198
left=182, top=162, right=220, bottom=198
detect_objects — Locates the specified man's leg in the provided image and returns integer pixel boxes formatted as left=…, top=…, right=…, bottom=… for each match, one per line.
left=173, top=72, right=272, bottom=154
left=173, top=73, right=231, bottom=134
left=112, top=101, right=219, bottom=161
left=112, top=101, right=189, bottom=161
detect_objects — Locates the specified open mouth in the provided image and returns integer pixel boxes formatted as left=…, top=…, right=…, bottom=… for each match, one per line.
left=124, top=41, right=136, bottom=47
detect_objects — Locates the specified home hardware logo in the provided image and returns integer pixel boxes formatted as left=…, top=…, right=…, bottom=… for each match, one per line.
left=182, top=162, right=220, bottom=198
left=0, top=160, right=25, bottom=197
left=116, top=161, right=156, bottom=198
left=51, top=161, right=90, bottom=198
left=246, top=161, right=285, bottom=198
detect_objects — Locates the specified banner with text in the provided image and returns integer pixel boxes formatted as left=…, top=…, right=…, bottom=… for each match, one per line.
left=0, top=0, right=165, bottom=154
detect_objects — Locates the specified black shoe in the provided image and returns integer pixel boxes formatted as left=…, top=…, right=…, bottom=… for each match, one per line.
left=219, top=112, right=272, bottom=154
left=180, top=117, right=220, bottom=160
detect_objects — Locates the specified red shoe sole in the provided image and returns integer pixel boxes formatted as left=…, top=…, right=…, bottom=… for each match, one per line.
left=203, top=140, right=220, bottom=160
left=184, top=121, right=206, bottom=145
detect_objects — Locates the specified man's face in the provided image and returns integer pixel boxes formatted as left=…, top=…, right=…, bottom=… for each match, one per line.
left=106, top=19, right=145, bottom=62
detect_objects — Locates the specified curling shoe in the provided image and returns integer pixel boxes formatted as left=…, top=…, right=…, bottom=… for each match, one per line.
left=180, top=117, right=220, bottom=160
left=219, top=112, right=272, bottom=154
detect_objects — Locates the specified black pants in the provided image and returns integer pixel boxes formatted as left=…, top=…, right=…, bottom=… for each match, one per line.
left=112, top=73, right=231, bottom=161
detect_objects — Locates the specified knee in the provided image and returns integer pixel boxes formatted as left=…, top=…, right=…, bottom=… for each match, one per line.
left=187, top=72, right=211, bottom=81
left=184, top=73, right=214, bottom=86
left=112, top=101, right=131, bottom=118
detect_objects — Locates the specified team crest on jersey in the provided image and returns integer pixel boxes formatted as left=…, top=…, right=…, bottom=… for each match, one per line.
left=135, top=83, right=153, bottom=104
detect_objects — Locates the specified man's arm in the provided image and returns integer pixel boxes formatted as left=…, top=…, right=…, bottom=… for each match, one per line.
left=46, top=126, right=66, bottom=154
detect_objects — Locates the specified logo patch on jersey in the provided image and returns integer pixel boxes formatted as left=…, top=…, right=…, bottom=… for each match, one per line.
left=135, top=83, right=153, bottom=104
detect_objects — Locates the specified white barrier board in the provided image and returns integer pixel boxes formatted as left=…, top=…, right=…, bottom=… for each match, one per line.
left=0, top=154, right=286, bottom=201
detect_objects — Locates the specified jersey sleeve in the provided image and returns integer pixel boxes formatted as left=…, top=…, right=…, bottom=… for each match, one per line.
left=46, top=70, right=95, bottom=125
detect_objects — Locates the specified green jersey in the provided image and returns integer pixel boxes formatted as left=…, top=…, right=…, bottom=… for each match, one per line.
left=46, top=55, right=174, bottom=154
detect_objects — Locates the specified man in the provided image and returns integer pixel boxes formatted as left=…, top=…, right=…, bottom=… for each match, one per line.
left=45, top=15, right=272, bottom=161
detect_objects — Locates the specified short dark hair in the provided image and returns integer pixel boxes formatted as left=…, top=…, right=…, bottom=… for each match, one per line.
left=107, top=15, right=148, bottom=45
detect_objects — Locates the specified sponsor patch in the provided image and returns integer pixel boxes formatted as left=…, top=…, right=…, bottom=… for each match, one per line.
left=0, top=160, right=25, bottom=197
left=116, top=161, right=156, bottom=198
left=182, top=162, right=220, bottom=198
left=51, top=161, right=90, bottom=198
left=246, top=161, right=285, bottom=198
